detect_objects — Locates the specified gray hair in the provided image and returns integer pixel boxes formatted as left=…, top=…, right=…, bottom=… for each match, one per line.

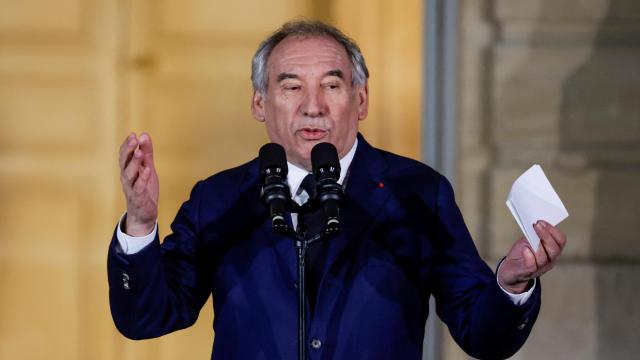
left=251, top=20, right=370, bottom=95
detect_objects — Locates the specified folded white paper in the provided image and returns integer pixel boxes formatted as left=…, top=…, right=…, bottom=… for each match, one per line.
left=506, top=164, right=569, bottom=251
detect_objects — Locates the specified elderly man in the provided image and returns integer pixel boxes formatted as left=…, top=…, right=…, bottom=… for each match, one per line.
left=108, top=20, right=566, bottom=359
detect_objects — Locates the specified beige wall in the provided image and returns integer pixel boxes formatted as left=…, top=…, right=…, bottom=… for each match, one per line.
left=453, top=0, right=640, bottom=359
left=3, top=1, right=638, bottom=359
left=0, top=0, right=421, bottom=358
left=11, top=1, right=636, bottom=359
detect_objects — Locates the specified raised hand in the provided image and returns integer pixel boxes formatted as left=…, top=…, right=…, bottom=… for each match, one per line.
left=497, top=221, right=567, bottom=294
left=119, top=132, right=159, bottom=236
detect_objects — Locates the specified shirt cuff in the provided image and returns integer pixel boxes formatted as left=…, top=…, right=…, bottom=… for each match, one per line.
left=116, top=213, right=158, bottom=255
left=496, top=260, right=537, bottom=306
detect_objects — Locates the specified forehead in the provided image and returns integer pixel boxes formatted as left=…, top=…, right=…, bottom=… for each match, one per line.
left=267, top=35, right=352, bottom=76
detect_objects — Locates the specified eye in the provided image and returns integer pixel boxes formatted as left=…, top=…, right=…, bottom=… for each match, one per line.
left=324, top=83, right=340, bottom=90
left=284, top=84, right=301, bottom=91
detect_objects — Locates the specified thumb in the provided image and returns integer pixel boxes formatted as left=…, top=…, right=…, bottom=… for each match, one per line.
left=138, top=132, right=154, bottom=161
left=522, top=246, right=537, bottom=274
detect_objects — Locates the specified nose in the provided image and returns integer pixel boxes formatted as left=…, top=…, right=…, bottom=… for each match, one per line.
left=301, top=88, right=327, bottom=118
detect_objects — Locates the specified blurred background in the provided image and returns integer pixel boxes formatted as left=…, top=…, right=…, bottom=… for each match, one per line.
left=0, top=0, right=637, bottom=359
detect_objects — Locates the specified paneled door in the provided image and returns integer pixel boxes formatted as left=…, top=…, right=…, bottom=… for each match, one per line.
left=117, top=0, right=310, bottom=359
left=0, top=0, right=122, bottom=359
left=0, top=1, right=310, bottom=359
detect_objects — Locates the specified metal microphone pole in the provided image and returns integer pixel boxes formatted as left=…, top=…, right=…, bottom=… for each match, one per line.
left=294, top=210, right=308, bottom=360
left=275, top=202, right=336, bottom=360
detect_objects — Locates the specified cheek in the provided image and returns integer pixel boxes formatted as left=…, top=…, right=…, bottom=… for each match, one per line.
left=266, top=98, right=299, bottom=127
left=333, top=92, right=359, bottom=115
left=264, top=118, right=294, bottom=146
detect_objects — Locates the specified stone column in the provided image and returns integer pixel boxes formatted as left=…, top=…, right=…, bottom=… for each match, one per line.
left=452, top=0, right=640, bottom=359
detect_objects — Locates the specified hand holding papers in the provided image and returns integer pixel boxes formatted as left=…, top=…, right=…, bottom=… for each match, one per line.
left=506, top=165, right=569, bottom=251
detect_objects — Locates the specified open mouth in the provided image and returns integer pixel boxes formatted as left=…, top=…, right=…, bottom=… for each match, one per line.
left=298, top=128, right=328, bottom=140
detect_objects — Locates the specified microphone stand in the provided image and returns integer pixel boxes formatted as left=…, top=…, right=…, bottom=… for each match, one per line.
left=274, top=201, right=339, bottom=360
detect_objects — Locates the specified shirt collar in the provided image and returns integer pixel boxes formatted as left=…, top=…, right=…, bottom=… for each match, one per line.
left=287, top=137, right=358, bottom=198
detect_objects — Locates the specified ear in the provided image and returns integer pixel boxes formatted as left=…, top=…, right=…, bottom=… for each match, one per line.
left=356, top=83, right=369, bottom=121
left=251, top=90, right=266, bottom=122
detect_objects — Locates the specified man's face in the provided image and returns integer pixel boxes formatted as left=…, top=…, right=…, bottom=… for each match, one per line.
left=252, top=36, right=368, bottom=170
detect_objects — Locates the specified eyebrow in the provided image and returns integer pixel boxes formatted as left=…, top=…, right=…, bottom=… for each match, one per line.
left=276, top=73, right=298, bottom=82
left=276, top=69, right=345, bottom=83
left=325, top=69, right=344, bottom=79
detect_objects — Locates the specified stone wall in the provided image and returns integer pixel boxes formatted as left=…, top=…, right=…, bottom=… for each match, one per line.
left=450, top=0, right=640, bottom=358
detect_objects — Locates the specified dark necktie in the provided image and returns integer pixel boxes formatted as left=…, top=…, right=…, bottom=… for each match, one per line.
left=298, top=173, right=329, bottom=312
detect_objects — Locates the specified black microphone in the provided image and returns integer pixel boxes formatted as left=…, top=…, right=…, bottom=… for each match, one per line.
left=311, top=142, right=344, bottom=235
left=259, top=143, right=291, bottom=233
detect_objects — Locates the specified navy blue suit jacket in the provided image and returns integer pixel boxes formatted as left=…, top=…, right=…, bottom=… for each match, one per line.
left=108, top=135, right=540, bottom=359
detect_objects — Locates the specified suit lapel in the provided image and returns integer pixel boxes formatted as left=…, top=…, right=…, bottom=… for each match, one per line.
left=322, top=135, right=391, bottom=276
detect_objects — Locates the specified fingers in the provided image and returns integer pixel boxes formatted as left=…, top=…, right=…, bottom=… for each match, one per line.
left=133, top=166, right=152, bottom=195
left=119, top=133, right=138, bottom=171
left=532, top=224, right=550, bottom=267
left=119, top=132, right=156, bottom=189
left=121, top=149, right=144, bottom=187
left=536, top=221, right=565, bottom=262
left=503, top=223, right=567, bottom=288
left=117, top=132, right=159, bottom=232
left=138, top=132, right=155, bottom=166
left=530, top=220, right=568, bottom=278
left=522, top=245, right=537, bottom=274
left=546, top=222, right=567, bottom=249
left=119, top=132, right=155, bottom=167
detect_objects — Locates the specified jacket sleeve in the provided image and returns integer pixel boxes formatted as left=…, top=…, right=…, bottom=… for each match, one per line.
left=107, top=180, right=213, bottom=340
left=430, top=175, right=541, bottom=359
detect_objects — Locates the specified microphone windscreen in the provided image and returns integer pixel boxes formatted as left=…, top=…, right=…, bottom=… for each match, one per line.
left=259, top=143, right=288, bottom=176
left=311, top=142, right=340, bottom=174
